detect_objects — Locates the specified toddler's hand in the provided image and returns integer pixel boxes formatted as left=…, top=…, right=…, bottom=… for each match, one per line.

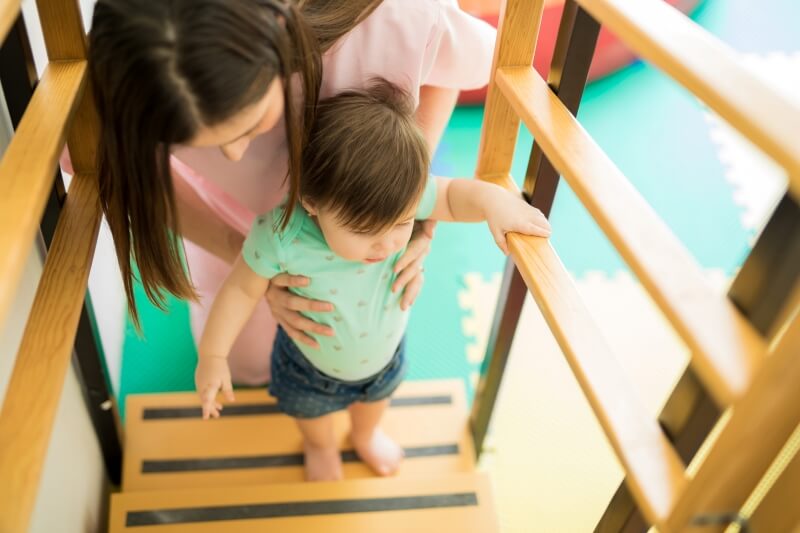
left=195, top=355, right=235, bottom=419
left=485, top=189, right=552, bottom=255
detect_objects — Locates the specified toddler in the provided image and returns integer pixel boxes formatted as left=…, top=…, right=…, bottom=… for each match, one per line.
left=195, top=79, right=551, bottom=481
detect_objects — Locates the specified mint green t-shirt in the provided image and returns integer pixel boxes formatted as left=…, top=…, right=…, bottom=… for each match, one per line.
left=243, top=178, right=437, bottom=381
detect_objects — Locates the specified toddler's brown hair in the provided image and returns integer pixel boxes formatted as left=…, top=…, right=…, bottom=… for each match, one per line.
left=301, top=78, right=430, bottom=233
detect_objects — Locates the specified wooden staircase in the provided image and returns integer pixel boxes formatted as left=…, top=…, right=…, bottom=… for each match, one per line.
left=1, top=0, right=799, bottom=531
left=109, top=379, right=499, bottom=531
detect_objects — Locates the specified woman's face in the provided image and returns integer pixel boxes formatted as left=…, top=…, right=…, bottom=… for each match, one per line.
left=187, top=77, right=284, bottom=161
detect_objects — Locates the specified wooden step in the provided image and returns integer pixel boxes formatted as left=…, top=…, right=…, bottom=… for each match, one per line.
left=123, top=379, right=475, bottom=491
left=110, top=472, right=497, bottom=532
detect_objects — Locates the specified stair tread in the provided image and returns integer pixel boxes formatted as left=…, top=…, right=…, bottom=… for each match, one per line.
left=124, top=379, right=475, bottom=491
left=110, top=472, right=498, bottom=532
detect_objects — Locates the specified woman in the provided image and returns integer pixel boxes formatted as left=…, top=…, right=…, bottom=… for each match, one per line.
left=89, top=0, right=495, bottom=384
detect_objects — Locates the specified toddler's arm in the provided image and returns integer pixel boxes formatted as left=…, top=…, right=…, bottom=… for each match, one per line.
left=428, top=177, right=552, bottom=254
left=195, top=255, right=270, bottom=418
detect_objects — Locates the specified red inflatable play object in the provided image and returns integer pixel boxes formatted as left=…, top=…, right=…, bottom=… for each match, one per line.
left=458, top=0, right=703, bottom=104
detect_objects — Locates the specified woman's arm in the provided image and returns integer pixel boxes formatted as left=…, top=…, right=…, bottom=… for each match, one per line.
left=173, top=169, right=244, bottom=265
left=415, top=85, right=460, bottom=151
left=390, top=85, right=460, bottom=308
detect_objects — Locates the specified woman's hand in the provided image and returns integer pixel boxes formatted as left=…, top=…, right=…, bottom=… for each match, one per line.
left=266, top=273, right=335, bottom=348
left=392, top=220, right=436, bottom=311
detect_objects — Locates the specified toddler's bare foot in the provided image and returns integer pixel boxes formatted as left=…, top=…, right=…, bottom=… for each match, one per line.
left=303, top=442, right=343, bottom=481
left=351, top=428, right=404, bottom=476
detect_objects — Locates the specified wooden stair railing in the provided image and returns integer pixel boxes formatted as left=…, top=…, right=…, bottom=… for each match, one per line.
left=0, top=60, right=86, bottom=328
left=507, top=225, right=688, bottom=524
left=0, top=1, right=102, bottom=531
left=496, top=65, right=765, bottom=406
left=472, top=0, right=800, bottom=531
left=577, top=0, right=800, bottom=197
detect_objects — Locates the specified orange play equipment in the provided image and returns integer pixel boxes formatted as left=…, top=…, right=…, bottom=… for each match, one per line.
left=458, top=0, right=703, bottom=104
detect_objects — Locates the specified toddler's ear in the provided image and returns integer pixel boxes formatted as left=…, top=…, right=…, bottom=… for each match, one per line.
left=301, top=198, right=318, bottom=215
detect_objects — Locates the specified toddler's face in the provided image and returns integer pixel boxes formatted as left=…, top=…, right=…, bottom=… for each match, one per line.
left=311, top=206, right=416, bottom=264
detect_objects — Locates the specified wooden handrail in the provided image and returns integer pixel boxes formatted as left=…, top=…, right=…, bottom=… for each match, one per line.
left=664, top=307, right=800, bottom=531
left=0, top=1, right=20, bottom=49
left=0, top=3, right=103, bottom=529
left=475, top=0, right=698, bottom=523
left=575, top=0, right=800, bottom=202
left=0, top=60, right=87, bottom=330
left=748, top=429, right=800, bottom=533
left=475, top=0, right=797, bottom=529
left=491, top=198, right=688, bottom=525
left=0, top=171, right=101, bottom=533
left=495, top=66, right=766, bottom=407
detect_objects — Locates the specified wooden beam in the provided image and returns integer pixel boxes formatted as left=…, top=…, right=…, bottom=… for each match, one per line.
left=747, top=428, right=800, bottom=533
left=665, top=307, right=800, bottom=531
left=506, top=229, right=687, bottom=527
left=0, top=60, right=86, bottom=329
left=470, top=0, right=548, bottom=453
left=575, top=0, right=800, bottom=202
left=0, top=1, right=21, bottom=47
left=729, top=193, right=800, bottom=339
left=475, top=0, right=547, bottom=179
left=0, top=172, right=101, bottom=533
left=496, top=66, right=765, bottom=407
left=36, top=0, right=98, bottom=172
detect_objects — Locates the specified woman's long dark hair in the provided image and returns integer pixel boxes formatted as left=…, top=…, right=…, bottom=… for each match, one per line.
left=90, top=0, right=378, bottom=325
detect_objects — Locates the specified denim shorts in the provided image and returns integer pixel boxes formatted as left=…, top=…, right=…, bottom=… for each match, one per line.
left=268, top=326, right=408, bottom=419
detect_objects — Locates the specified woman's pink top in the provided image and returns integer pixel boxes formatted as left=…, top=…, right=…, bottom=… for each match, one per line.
left=170, top=0, right=496, bottom=234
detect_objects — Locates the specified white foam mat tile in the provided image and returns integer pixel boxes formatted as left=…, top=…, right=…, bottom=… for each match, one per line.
left=703, top=52, right=800, bottom=233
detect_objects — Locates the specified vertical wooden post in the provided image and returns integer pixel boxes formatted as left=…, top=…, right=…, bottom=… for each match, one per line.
left=474, top=0, right=547, bottom=181
left=471, top=0, right=600, bottom=456
left=470, top=0, right=548, bottom=455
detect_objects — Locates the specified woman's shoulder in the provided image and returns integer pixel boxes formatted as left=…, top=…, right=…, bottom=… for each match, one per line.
left=364, top=0, right=469, bottom=35
left=322, top=0, right=495, bottom=99
left=331, top=0, right=443, bottom=50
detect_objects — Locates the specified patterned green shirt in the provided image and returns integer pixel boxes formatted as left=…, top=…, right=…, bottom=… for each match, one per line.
left=243, top=178, right=437, bottom=380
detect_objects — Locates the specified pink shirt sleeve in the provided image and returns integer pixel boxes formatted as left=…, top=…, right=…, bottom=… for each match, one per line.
left=422, top=0, right=497, bottom=90
left=321, top=0, right=496, bottom=103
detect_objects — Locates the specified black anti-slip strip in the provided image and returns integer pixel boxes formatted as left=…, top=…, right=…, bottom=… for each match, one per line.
left=141, top=394, right=453, bottom=420
left=142, top=444, right=459, bottom=473
left=126, top=492, right=479, bottom=526
left=142, top=403, right=280, bottom=420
